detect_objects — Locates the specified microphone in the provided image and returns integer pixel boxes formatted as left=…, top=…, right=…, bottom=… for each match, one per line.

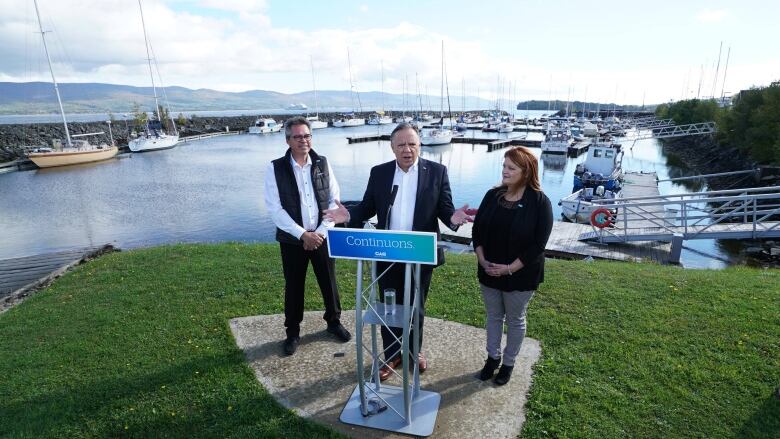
left=386, top=184, right=399, bottom=230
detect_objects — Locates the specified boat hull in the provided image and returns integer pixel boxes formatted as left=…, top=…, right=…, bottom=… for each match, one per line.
left=308, top=120, right=328, bottom=129
left=420, top=130, right=453, bottom=145
left=247, top=126, right=281, bottom=134
left=28, top=146, right=119, bottom=168
left=333, top=119, right=365, bottom=127
left=128, top=134, right=179, bottom=152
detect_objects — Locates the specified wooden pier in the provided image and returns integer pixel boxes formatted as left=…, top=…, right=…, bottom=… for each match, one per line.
left=0, top=245, right=114, bottom=311
left=567, top=140, right=590, bottom=156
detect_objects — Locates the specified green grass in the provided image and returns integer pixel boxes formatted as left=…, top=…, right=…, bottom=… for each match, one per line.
left=0, top=243, right=778, bottom=438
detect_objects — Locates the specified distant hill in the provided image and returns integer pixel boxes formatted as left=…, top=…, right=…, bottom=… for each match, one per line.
left=0, top=82, right=496, bottom=115
left=517, top=100, right=654, bottom=112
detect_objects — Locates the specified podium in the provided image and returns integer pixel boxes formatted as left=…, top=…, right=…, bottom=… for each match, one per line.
left=327, top=228, right=441, bottom=436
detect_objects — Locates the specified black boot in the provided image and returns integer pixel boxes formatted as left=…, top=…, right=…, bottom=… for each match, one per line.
left=479, top=356, right=501, bottom=381
left=494, top=364, right=514, bottom=386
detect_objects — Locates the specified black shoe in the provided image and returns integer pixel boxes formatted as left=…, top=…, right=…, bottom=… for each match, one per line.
left=327, top=323, right=352, bottom=342
left=494, top=364, right=514, bottom=386
left=283, top=336, right=300, bottom=355
left=479, top=356, right=501, bottom=381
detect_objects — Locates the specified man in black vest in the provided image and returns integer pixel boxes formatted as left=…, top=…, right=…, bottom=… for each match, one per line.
left=264, top=116, right=351, bottom=355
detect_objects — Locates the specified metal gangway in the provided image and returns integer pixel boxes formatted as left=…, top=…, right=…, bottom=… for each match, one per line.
left=579, top=186, right=780, bottom=263
left=619, top=122, right=717, bottom=144
left=633, top=118, right=675, bottom=129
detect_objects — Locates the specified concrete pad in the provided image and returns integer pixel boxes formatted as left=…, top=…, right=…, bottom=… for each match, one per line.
left=230, top=311, right=541, bottom=438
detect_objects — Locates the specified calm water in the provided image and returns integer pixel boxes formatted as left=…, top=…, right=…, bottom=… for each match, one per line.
left=0, top=116, right=735, bottom=268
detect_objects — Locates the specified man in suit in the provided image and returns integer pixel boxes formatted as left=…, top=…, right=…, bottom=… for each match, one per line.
left=264, top=116, right=351, bottom=356
left=324, top=122, right=472, bottom=380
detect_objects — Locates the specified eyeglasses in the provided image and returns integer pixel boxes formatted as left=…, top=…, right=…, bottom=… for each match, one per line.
left=291, top=134, right=312, bottom=141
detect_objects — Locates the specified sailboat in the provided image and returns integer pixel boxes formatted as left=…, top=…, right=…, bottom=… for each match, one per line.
left=333, top=48, right=365, bottom=128
left=368, top=61, right=393, bottom=125
left=27, top=0, right=118, bottom=168
left=421, top=42, right=453, bottom=146
left=307, top=56, right=327, bottom=129
left=128, top=0, right=179, bottom=152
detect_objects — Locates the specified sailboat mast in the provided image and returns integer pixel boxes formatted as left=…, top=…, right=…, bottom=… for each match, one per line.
left=33, top=0, right=71, bottom=147
left=440, top=41, right=444, bottom=119
left=380, top=60, right=385, bottom=113
left=138, top=0, right=161, bottom=124
left=310, top=56, right=319, bottom=117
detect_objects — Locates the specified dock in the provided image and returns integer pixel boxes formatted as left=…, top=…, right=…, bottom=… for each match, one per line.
left=0, top=245, right=114, bottom=311
left=440, top=171, right=675, bottom=263
left=567, top=140, right=590, bottom=156
left=346, top=133, right=541, bottom=148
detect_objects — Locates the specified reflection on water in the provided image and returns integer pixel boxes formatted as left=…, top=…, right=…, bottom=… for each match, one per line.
left=0, top=123, right=738, bottom=268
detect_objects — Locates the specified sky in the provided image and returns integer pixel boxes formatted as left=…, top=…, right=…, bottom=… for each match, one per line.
left=1, top=0, right=778, bottom=105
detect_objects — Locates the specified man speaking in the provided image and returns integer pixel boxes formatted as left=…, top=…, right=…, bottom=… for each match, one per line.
left=325, top=122, right=472, bottom=380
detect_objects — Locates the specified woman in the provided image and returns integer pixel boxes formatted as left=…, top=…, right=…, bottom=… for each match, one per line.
left=471, top=146, right=553, bottom=385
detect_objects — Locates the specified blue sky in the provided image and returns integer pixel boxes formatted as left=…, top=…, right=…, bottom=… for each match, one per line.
left=1, top=0, right=777, bottom=105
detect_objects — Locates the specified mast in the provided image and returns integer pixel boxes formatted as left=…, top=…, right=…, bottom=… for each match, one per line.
left=720, top=46, right=731, bottom=102
left=440, top=40, right=444, bottom=120
left=138, top=0, right=162, bottom=125
left=346, top=47, right=362, bottom=113
left=380, top=60, right=385, bottom=114
left=33, top=0, right=71, bottom=147
left=310, top=56, right=319, bottom=117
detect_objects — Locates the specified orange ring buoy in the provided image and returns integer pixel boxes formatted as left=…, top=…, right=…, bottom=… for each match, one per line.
left=590, top=208, right=613, bottom=229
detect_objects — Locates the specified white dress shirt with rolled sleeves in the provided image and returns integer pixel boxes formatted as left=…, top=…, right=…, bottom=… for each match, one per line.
left=264, top=154, right=340, bottom=240
left=389, top=159, right=418, bottom=231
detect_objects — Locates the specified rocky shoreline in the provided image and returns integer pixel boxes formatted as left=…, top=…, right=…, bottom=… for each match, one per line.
left=0, top=111, right=384, bottom=162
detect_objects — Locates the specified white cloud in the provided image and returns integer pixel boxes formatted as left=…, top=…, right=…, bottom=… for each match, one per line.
left=360, top=5, right=368, bottom=13
left=696, top=8, right=728, bottom=23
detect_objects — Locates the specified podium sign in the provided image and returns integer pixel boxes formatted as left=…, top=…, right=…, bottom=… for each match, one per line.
left=327, top=228, right=437, bottom=265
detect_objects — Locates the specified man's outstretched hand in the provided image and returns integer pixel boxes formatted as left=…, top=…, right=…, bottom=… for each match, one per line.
left=323, top=200, right=350, bottom=224
left=450, top=204, right=475, bottom=226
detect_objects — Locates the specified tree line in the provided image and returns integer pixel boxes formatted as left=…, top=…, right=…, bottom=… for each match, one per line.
left=655, top=81, right=780, bottom=165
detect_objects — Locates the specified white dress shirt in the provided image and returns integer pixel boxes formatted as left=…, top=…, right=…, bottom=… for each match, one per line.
left=264, top=154, right=340, bottom=240
left=389, top=159, right=419, bottom=231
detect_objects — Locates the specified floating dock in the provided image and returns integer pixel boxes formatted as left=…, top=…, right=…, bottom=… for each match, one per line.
left=440, top=171, right=675, bottom=263
left=346, top=134, right=540, bottom=148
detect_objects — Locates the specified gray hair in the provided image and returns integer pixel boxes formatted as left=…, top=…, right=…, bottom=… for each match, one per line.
left=284, top=116, right=311, bottom=138
left=389, top=122, right=420, bottom=144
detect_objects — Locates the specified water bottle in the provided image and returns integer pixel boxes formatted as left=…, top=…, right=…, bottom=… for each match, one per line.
left=384, top=288, right=396, bottom=315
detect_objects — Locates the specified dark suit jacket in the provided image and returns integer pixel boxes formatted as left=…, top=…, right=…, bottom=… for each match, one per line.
left=347, top=158, right=457, bottom=237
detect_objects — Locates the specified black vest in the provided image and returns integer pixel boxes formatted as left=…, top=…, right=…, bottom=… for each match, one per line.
left=271, top=149, right=331, bottom=245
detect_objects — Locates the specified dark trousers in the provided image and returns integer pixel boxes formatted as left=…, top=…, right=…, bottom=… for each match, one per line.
left=377, top=261, right=433, bottom=361
left=280, top=241, right=342, bottom=338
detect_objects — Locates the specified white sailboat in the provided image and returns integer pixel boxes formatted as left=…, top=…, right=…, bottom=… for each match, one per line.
left=421, top=42, right=452, bottom=146
left=334, top=48, right=365, bottom=128
left=128, top=0, right=179, bottom=152
left=540, top=117, right=573, bottom=154
left=368, top=61, right=393, bottom=125
left=27, top=0, right=118, bottom=168
left=307, top=56, right=327, bottom=129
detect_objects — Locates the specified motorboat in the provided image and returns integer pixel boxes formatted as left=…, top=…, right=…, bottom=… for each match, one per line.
left=573, top=140, right=623, bottom=191
left=559, top=185, right=621, bottom=223
left=333, top=113, right=365, bottom=127
left=248, top=118, right=281, bottom=134
left=540, top=118, right=573, bottom=154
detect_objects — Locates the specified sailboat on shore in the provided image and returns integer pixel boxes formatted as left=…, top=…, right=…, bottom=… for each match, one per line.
left=27, top=0, right=118, bottom=168
left=128, top=0, right=179, bottom=152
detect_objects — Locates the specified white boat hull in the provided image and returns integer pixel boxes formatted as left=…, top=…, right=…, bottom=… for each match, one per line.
left=28, top=145, right=119, bottom=168
left=559, top=189, right=620, bottom=223
left=541, top=139, right=570, bottom=154
left=333, top=118, right=365, bottom=127
left=128, top=134, right=179, bottom=152
left=420, top=129, right=453, bottom=145
left=308, top=120, right=328, bottom=129
left=247, top=125, right=281, bottom=134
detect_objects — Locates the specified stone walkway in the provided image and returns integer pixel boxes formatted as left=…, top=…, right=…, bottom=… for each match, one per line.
left=230, top=311, right=540, bottom=438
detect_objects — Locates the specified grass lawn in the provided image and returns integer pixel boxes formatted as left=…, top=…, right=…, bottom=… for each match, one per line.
left=0, top=243, right=778, bottom=438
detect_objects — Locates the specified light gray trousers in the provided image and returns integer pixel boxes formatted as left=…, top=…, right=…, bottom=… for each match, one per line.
left=480, top=283, right=534, bottom=367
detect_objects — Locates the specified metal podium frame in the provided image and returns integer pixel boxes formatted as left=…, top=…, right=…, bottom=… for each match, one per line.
left=328, top=228, right=441, bottom=436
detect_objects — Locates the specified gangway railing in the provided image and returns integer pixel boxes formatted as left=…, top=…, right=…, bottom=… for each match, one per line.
left=579, top=186, right=780, bottom=262
left=618, top=121, right=716, bottom=143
